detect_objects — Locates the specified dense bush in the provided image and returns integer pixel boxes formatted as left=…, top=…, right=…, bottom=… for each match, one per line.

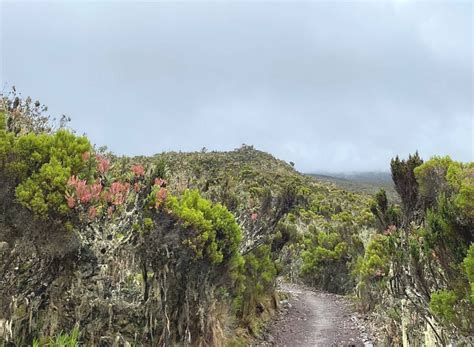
left=301, top=228, right=350, bottom=292
left=355, top=234, right=389, bottom=281
left=235, top=245, right=278, bottom=319
left=0, top=111, right=6, bottom=130
left=390, top=152, right=423, bottom=215
left=418, top=158, right=473, bottom=265
left=370, top=188, right=401, bottom=229
left=429, top=290, right=459, bottom=326
left=165, top=189, right=243, bottom=264
left=464, top=244, right=474, bottom=302
left=0, top=126, right=93, bottom=219
left=360, top=154, right=474, bottom=341
left=352, top=232, right=392, bottom=312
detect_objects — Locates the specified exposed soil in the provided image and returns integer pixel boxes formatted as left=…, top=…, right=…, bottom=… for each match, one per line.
left=261, top=282, right=373, bottom=347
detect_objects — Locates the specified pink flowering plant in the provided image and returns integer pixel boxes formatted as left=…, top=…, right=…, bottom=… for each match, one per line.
left=145, top=177, right=168, bottom=210
left=65, top=153, right=170, bottom=223
left=2, top=95, right=170, bottom=233
left=64, top=152, right=133, bottom=220
left=96, top=154, right=110, bottom=174
left=132, top=164, right=145, bottom=177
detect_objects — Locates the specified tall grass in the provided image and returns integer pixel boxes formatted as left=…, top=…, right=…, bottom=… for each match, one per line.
left=31, top=327, right=80, bottom=347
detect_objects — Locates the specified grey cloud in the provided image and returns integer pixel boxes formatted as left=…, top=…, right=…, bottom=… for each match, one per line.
left=1, top=1, right=472, bottom=172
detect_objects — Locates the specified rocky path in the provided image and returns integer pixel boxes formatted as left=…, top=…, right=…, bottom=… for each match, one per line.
left=262, top=282, right=373, bottom=347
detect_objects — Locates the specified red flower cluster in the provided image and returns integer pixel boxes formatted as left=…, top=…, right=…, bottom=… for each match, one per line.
left=104, top=181, right=130, bottom=206
left=374, top=269, right=386, bottom=278
left=66, top=176, right=103, bottom=207
left=154, top=178, right=166, bottom=187
left=153, top=178, right=168, bottom=208
left=66, top=175, right=131, bottom=218
left=66, top=196, right=75, bottom=209
left=65, top=168, right=168, bottom=219
left=251, top=212, right=258, bottom=221
left=131, top=164, right=145, bottom=177
left=96, top=155, right=110, bottom=174
left=134, top=182, right=141, bottom=192
left=155, top=188, right=168, bottom=208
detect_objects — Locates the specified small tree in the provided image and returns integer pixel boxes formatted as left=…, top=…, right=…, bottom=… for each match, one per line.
left=390, top=152, right=423, bottom=219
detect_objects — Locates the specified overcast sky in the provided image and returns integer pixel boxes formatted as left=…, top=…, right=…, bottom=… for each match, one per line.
left=1, top=1, right=472, bottom=172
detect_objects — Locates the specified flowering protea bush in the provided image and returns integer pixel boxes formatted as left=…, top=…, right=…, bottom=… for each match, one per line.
left=64, top=161, right=155, bottom=221
left=132, top=164, right=145, bottom=177
left=66, top=176, right=102, bottom=207
left=96, top=154, right=110, bottom=174
left=3, top=125, right=130, bottom=222
left=0, top=104, right=157, bottom=223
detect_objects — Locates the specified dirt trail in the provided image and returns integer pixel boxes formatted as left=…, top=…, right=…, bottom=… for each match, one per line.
left=263, top=283, right=373, bottom=347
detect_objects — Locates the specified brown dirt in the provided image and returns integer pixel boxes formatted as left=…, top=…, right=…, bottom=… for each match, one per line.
left=261, top=282, right=373, bottom=347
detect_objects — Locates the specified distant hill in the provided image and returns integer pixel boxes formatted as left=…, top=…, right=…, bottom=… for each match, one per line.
left=307, top=171, right=399, bottom=202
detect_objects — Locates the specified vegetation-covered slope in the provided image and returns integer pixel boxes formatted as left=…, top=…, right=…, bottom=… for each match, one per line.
left=0, top=95, right=374, bottom=346
left=308, top=172, right=399, bottom=202
left=0, top=93, right=472, bottom=346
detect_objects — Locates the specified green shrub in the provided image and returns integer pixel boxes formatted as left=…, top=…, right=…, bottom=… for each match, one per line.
left=416, top=157, right=474, bottom=222
left=1, top=128, right=93, bottom=219
left=429, top=290, right=458, bottom=326
left=355, top=234, right=389, bottom=281
left=414, top=156, right=453, bottom=207
left=166, top=189, right=242, bottom=264
left=244, top=245, right=277, bottom=295
left=0, top=111, right=6, bottom=130
left=447, top=163, right=474, bottom=220
left=464, top=244, right=474, bottom=302
left=301, top=230, right=350, bottom=292
left=0, top=126, right=15, bottom=167
left=234, top=245, right=277, bottom=318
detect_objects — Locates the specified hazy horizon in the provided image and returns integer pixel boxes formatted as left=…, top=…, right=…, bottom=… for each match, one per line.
left=1, top=1, right=472, bottom=172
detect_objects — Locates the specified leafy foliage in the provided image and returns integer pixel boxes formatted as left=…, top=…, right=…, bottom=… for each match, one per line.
left=355, top=234, right=389, bottom=281
left=429, top=290, right=459, bottom=326
left=464, top=244, right=474, bottom=302
left=0, top=111, right=6, bottom=131
left=370, top=188, right=401, bottom=229
left=390, top=152, right=423, bottom=216
left=0, top=128, right=93, bottom=219
left=165, top=189, right=242, bottom=264
left=360, top=154, right=474, bottom=341
left=301, top=229, right=350, bottom=292
left=235, top=245, right=278, bottom=318
left=32, top=327, right=80, bottom=347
